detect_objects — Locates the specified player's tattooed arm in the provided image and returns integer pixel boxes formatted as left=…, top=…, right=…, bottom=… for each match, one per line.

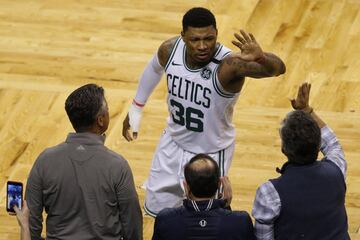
left=217, top=30, right=285, bottom=93
left=157, top=37, right=179, bottom=67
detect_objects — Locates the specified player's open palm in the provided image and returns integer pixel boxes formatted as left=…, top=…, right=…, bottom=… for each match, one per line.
left=231, top=30, right=264, bottom=62
left=291, top=82, right=311, bottom=110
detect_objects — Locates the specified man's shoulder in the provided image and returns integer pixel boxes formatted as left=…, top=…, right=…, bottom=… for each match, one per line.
left=228, top=210, right=252, bottom=221
left=159, top=36, right=179, bottom=51
left=39, top=142, right=67, bottom=158
left=157, top=206, right=186, bottom=219
left=218, top=210, right=254, bottom=235
left=101, top=147, right=127, bottom=164
left=158, top=36, right=180, bottom=67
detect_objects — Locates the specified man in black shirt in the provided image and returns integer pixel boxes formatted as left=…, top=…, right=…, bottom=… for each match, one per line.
left=152, top=154, right=255, bottom=240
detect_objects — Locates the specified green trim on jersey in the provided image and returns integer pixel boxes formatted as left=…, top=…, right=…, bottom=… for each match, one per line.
left=212, top=64, right=237, bottom=98
left=144, top=203, right=158, bottom=217
left=213, top=44, right=223, bottom=59
left=165, top=37, right=182, bottom=71
left=218, top=149, right=225, bottom=177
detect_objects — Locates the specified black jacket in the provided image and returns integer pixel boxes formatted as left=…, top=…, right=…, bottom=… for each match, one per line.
left=152, top=199, right=255, bottom=240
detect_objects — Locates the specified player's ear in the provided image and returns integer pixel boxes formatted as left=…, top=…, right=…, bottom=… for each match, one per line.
left=183, top=180, right=190, bottom=197
left=181, top=30, right=185, bottom=39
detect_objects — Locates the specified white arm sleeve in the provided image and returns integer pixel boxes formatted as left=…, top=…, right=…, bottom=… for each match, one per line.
left=133, top=53, right=164, bottom=105
left=128, top=53, right=164, bottom=133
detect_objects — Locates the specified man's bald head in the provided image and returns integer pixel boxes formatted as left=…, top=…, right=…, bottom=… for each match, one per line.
left=184, top=154, right=220, bottom=198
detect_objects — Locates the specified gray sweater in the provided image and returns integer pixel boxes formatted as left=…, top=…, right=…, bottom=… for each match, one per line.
left=26, top=132, right=142, bottom=240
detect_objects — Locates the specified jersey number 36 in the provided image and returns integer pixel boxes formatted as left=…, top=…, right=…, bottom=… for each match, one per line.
left=170, top=99, right=204, bottom=132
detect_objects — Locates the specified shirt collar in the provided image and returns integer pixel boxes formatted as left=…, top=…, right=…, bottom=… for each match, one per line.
left=65, top=132, right=106, bottom=145
left=183, top=199, right=226, bottom=212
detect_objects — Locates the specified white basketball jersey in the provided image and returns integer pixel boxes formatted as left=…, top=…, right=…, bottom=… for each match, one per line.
left=164, top=37, right=240, bottom=153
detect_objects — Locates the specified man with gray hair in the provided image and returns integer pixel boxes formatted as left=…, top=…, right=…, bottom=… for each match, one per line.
left=252, top=83, right=349, bottom=239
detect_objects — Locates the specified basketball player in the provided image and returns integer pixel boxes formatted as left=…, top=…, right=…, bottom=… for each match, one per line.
left=122, top=7, right=286, bottom=216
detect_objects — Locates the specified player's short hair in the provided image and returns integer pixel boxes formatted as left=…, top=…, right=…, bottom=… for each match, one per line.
left=182, top=7, right=217, bottom=32
left=65, top=84, right=105, bottom=132
left=280, top=110, right=321, bottom=164
left=184, top=154, right=220, bottom=198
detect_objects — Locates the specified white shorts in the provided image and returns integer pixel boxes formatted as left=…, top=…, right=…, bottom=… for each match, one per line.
left=144, top=128, right=235, bottom=217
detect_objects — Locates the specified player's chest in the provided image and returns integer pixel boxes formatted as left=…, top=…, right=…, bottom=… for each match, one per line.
left=165, top=69, right=215, bottom=108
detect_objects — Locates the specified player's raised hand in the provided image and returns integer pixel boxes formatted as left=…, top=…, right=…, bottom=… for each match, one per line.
left=290, top=82, right=311, bottom=111
left=232, top=30, right=264, bottom=62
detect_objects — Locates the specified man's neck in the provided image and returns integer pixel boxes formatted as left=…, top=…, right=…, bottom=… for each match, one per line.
left=76, top=127, right=102, bottom=135
left=185, top=54, right=208, bottom=69
left=185, top=43, right=219, bottom=69
left=188, top=194, right=214, bottom=202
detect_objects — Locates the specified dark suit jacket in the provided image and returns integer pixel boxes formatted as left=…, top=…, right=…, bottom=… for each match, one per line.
left=153, top=199, right=255, bottom=240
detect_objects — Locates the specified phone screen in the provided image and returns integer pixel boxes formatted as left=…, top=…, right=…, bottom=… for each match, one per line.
left=6, top=181, right=23, bottom=213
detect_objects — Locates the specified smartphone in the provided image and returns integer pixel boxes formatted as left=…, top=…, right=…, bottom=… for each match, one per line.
left=6, top=181, right=23, bottom=213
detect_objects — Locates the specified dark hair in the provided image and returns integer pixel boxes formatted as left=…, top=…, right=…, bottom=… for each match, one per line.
left=182, top=7, right=216, bottom=32
left=65, top=84, right=105, bottom=132
left=184, top=154, right=220, bottom=198
left=280, top=110, right=321, bottom=164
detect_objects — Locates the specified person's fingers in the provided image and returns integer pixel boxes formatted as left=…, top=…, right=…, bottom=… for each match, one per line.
left=220, top=176, right=232, bottom=207
left=122, top=127, right=132, bottom=141
left=300, top=84, right=305, bottom=97
left=221, top=176, right=230, bottom=184
left=231, top=41, right=244, bottom=51
left=231, top=40, right=241, bottom=48
left=240, top=30, right=251, bottom=42
left=22, top=201, right=30, bottom=218
left=220, top=176, right=232, bottom=195
left=220, top=176, right=226, bottom=184
left=220, top=177, right=225, bottom=187
left=303, top=83, right=308, bottom=99
left=298, top=85, right=303, bottom=98
left=122, top=115, right=133, bottom=142
left=249, top=33, right=257, bottom=43
left=122, top=124, right=133, bottom=141
left=305, top=83, right=311, bottom=103
left=304, top=83, right=309, bottom=99
left=290, top=99, right=296, bottom=108
left=13, top=205, right=20, bottom=214
left=234, top=33, right=246, bottom=44
left=122, top=128, right=127, bottom=140
left=126, top=131, right=133, bottom=142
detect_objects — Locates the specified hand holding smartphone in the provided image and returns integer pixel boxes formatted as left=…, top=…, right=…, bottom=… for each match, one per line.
left=6, top=181, right=23, bottom=213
